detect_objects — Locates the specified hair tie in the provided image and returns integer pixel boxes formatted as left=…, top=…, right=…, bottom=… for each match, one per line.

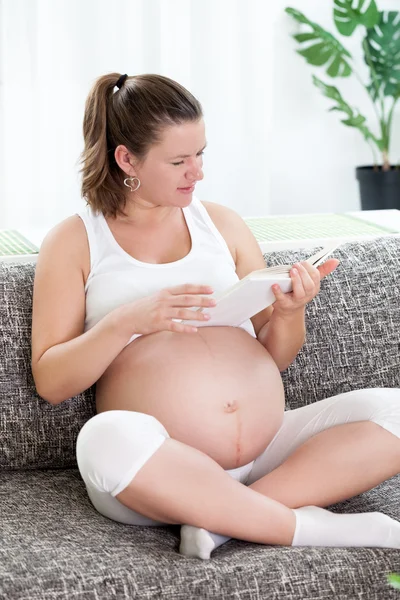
left=116, top=74, right=128, bottom=89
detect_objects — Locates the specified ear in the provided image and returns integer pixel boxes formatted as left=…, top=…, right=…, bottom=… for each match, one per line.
left=114, top=145, right=137, bottom=176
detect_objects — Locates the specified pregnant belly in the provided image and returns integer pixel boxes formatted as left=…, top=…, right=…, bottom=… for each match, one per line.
left=95, top=326, right=285, bottom=470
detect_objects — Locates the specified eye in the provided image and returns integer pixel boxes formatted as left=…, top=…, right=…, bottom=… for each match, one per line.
left=172, top=150, right=205, bottom=166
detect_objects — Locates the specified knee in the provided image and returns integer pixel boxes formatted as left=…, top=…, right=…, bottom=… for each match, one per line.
left=76, top=411, right=170, bottom=495
left=342, top=388, right=400, bottom=439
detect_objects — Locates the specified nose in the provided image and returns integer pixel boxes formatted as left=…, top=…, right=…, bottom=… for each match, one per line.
left=194, top=169, right=204, bottom=182
left=186, top=167, right=204, bottom=185
left=185, top=157, right=204, bottom=184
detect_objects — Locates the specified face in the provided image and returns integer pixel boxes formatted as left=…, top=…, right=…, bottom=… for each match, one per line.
left=115, top=119, right=206, bottom=209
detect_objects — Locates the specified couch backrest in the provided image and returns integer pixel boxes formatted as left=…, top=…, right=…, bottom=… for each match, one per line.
left=1, top=236, right=400, bottom=471
left=0, top=262, right=95, bottom=470
left=278, top=237, right=400, bottom=408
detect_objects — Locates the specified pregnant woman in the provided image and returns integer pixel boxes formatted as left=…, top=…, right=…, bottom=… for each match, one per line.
left=31, top=72, right=400, bottom=560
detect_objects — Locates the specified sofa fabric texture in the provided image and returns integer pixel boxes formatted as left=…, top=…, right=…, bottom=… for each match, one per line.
left=1, top=236, right=400, bottom=599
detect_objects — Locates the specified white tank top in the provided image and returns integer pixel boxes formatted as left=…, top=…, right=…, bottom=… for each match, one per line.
left=77, top=195, right=256, bottom=346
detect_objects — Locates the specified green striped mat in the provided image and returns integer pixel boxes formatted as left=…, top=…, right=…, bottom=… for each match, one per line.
left=0, top=230, right=39, bottom=256
left=244, top=213, right=397, bottom=241
left=0, top=213, right=396, bottom=256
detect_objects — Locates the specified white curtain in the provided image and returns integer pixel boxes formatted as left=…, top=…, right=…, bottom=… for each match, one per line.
left=3, top=0, right=399, bottom=237
left=0, top=0, right=275, bottom=234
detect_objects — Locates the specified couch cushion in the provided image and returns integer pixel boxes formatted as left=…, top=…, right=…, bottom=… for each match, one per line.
left=1, top=236, right=400, bottom=470
left=267, top=236, right=400, bottom=410
left=0, top=262, right=96, bottom=471
left=1, top=468, right=399, bottom=599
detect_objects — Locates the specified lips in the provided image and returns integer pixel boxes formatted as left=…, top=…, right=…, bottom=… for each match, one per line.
left=178, top=185, right=195, bottom=191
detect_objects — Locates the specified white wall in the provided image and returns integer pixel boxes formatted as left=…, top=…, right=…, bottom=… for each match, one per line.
left=268, top=0, right=400, bottom=215
left=0, top=0, right=399, bottom=234
left=0, top=0, right=275, bottom=230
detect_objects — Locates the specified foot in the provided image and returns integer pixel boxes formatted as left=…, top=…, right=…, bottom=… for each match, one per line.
left=179, top=525, right=220, bottom=560
left=292, top=506, right=400, bottom=548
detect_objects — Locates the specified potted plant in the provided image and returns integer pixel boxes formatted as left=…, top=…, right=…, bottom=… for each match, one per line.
left=389, top=574, right=400, bottom=589
left=285, top=1, right=400, bottom=210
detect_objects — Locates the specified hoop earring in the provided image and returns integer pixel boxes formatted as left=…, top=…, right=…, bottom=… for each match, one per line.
left=124, top=177, right=141, bottom=192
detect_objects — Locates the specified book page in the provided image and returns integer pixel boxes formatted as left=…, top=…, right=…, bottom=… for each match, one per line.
left=182, top=277, right=293, bottom=327
left=181, top=242, right=340, bottom=328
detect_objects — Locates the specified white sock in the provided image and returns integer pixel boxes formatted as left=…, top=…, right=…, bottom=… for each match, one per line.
left=292, top=505, right=400, bottom=548
left=179, top=507, right=400, bottom=559
left=179, top=525, right=230, bottom=560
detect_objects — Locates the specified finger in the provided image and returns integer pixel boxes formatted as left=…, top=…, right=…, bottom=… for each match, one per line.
left=272, top=282, right=289, bottom=304
left=298, top=261, right=321, bottom=286
left=167, top=284, right=214, bottom=295
left=175, top=307, right=212, bottom=321
left=170, top=320, right=198, bottom=334
left=176, top=294, right=217, bottom=308
left=173, top=307, right=211, bottom=321
left=294, top=262, right=315, bottom=294
left=317, top=258, right=340, bottom=280
left=290, top=266, right=306, bottom=298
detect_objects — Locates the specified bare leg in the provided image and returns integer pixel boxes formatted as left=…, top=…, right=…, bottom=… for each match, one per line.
left=179, top=389, right=400, bottom=558
left=249, top=421, right=400, bottom=507
left=180, top=421, right=400, bottom=559
left=116, top=437, right=296, bottom=546
left=115, top=429, right=400, bottom=559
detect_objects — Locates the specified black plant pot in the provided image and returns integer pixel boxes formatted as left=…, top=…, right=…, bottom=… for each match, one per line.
left=356, top=166, right=400, bottom=210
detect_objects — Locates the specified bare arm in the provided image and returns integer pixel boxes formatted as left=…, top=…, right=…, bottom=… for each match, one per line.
left=257, top=260, right=339, bottom=370
left=32, top=309, right=133, bottom=405
left=201, top=202, right=334, bottom=371
left=257, top=308, right=306, bottom=371
left=201, top=200, right=274, bottom=337
left=31, top=217, right=131, bottom=405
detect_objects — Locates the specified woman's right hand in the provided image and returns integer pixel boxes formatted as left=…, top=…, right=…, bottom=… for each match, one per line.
left=124, top=284, right=217, bottom=335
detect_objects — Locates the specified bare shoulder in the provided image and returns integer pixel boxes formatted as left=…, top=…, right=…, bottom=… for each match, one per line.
left=31, top=214, right=91, bottom=368
left=200, top=199, right=272, bottom=335
left=200, top=200, right=262, bottom=264
left=200, top=200, right=244, bottom=263
left=200, top=200, right=240, bottom=226
left=38, top=214, right=90, bottom=282
left=41, top=214, right=87, bottom=251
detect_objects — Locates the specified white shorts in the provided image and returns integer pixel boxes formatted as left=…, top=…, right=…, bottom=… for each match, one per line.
left=76, top=388, right=400, bottom=526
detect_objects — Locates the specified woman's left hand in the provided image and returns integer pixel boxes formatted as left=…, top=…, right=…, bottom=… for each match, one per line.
left=271, top=258, right=340, bottom=317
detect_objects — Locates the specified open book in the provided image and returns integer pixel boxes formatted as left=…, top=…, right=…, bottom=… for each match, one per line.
left=181, top=243, right=340, bottom=328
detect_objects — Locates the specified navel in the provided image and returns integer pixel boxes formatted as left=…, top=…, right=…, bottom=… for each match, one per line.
left=223, top=399, right=237, bottom=413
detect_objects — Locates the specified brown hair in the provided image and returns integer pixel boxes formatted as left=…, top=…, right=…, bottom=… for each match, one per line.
left=78, top=72, right=203, bottom=218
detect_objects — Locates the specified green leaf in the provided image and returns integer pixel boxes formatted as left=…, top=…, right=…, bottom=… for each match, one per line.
left=298, top=43, right=332, bottom=67
left=387, top=574, right=400, bottom=590
left=364, top=11, right=400, bottom=99
left=294, top=33, right=318, bottom=43
left=327, top=54, right=348, bottom=77
left=312, top=75, right=383, bottom=149
left=285, top=7, right=352, bottom=78
left=341, top=114, right=367, bottom=126
left=334, top=0, right=379, bottom=36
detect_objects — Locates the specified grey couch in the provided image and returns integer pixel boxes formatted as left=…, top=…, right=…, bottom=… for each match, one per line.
left=1, top=236, right=400, bottom=600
